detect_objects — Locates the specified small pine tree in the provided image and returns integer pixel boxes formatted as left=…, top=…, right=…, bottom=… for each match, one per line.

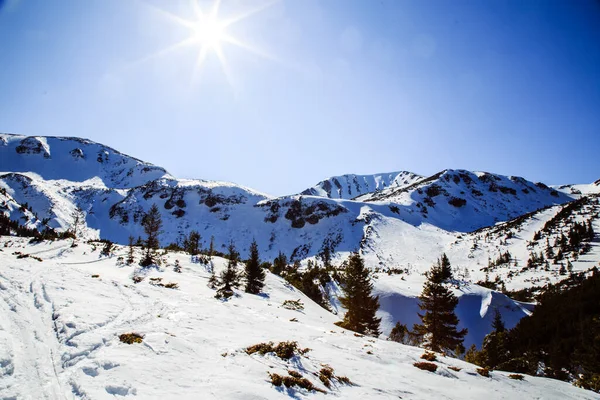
left=389, top=322, right=408, bottom=344
left=479, top=310, right=509, bottom=369
left=587, top=220, right=595, bottom=240
left=465, top=344, right=483, bottom=366
left=183, top=230, right=201, bottom=256
left=69, top=206, right=85, bottom=246
left=207, top=270, right=219, bottom=289
left=559, top=262, right=567, bottom=275
left=173, top=259, right=182, bottom=273
left=412, top=261, right=467, bottom=354
left=338, top=252, right=381, bottom=337
left=209, top=235, right=215, bottom=257
left=320, top=241, right=332, bottom=268
left=244, top=239, right=266, bottom=294
left=215, top=242, right=240, bottom=299
left=492, top=308, right=505, bottom=333
left=140, top=204, right=163, bottom=267
left=127, top=236, right=135, bottom=265
left=272, top=251, right=287, bottom=276
left=100, top=240, right=113, bottom=257
left=440, top=253, right=453, bottom=281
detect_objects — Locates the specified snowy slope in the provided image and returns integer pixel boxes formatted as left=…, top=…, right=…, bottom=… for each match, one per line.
left=442, top=194, right=600, bottom=291
left=554, top=181, right=600, bottom=196
left=358, top=169, right=572, bottom=231
left=0, top=237, right=595, bottom=400
left=301, top=171, right=424, bottom=199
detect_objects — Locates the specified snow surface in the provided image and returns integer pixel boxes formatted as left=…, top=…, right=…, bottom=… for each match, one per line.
left=0, top=237, right=596, bottom=400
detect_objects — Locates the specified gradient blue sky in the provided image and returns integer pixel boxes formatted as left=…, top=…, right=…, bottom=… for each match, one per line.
left=1, top=0, right=599, bottom=196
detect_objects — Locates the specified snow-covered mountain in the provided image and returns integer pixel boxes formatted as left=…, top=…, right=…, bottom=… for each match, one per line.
left=358, top=168, right=572, bottom=231
left=2, top=133, right=600, bottom=398
left=0, top=133, right=168, bottom=188
left=0, top=134, right=574, bottom=262
left=301, top=170, right=424, bottom=199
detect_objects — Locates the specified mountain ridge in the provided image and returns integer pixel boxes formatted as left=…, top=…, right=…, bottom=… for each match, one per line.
left=300, top=170, right=424, bottom=200
left=0, top=133, right=582, bottom=262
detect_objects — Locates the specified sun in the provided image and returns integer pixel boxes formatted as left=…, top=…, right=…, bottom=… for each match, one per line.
left=191, top=16, right=226, bottom=50
left=137, top=0, right=279, bottom=90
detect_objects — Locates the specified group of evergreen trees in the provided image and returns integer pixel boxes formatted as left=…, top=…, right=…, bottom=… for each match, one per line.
left=466, top=269, right=600, bottom=392
left=206, top=239, right=267, bottom=299
left=280, top=259, right=331, bottom=309
left=529, top=219, right=595, bottom=269
left=485, top=251, right=512, bottom=271
left=0, top=211, right=63, bottom=241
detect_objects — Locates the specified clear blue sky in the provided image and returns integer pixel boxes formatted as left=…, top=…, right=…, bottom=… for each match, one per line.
left=1, top=0, right=599, bottom=196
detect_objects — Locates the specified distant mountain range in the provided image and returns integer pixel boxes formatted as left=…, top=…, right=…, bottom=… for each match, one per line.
left=2, top=133, right=597, bottom=267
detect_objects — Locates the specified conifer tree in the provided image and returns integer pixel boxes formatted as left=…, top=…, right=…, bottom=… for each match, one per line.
left=567, top=260, right=574, bottom=273
left=465, top=344, right=483, bottom=366
left=69, top=206, right=85, bottom=238
left=320, top=240, right=332, bottom=269
left=559, top=262, right=567, bottom=275
left=183, top=230, right=201, bottom=256
left=492, top=308, right=505, bottom=333
left=244, top=239, right=266, bottom=294
left=173, top=259, right=182, bottom=273
left=389, top=321, right=408, bottom=344
left=207, top=270, right=219, bottom=289
left=127, top=235, right=135, bottom=265
left=338, top=252, right=381, bottom=337
left=68, top=206, right=85, bottom=246
left=546, top=238, right=554, bottom=259
left=215, top=242, right=240, bottom=299
left=413, top=261, right=467, bottom=353
left=140, top=204, right=162, bottom=266
left=272, top=251, right=287, bottom=276
left=477, top=309, right=508, bottom=368
left=587, top=220, right=595, bottom=241
left=100, top=240, right=113, bottom=257
left=209, top=235, right=215, bottom=257
left=440, top=253, right=453, bottom=281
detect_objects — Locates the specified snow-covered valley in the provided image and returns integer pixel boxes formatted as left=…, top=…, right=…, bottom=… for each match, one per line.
left=0, top=238, right=596, bottom=400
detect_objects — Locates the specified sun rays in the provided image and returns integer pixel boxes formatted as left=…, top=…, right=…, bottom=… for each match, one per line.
left=136, top=0, right=279, bottom=90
